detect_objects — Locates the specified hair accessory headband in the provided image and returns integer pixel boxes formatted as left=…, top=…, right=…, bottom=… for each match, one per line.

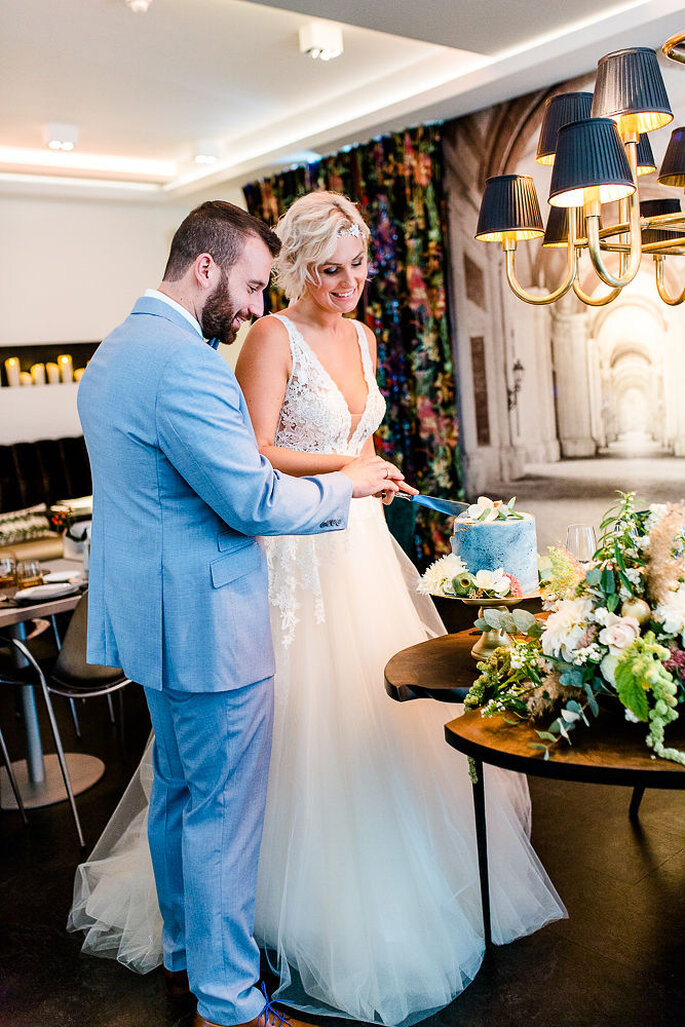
left=337, top=223, right=362, bottom=238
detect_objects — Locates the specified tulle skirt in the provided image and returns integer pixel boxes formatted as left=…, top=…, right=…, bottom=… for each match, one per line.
left=68, top=497, right=566, bottom=1025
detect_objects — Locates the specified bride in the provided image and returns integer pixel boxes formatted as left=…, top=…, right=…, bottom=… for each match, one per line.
left=69, top=191, right=565, bottom=1026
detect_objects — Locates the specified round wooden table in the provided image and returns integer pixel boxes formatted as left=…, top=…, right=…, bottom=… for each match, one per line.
left=384, top=630, right=685, bottom=946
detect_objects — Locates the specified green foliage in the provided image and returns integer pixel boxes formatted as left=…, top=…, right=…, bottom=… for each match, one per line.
left=615, top=632, right=672, bottom=723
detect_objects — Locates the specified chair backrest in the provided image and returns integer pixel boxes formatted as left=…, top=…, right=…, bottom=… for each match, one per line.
left=52, top=593, right=125, bottom=688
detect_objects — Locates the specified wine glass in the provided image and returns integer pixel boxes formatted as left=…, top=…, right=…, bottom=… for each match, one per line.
left=16, top=560, right=44, bottom=590
left=566, top=524, right=597, bottom=566
left=0, top=556, right=17, bottom=598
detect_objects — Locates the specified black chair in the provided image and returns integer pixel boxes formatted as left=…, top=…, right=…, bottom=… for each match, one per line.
left=0, top=595, right=131, bottom=846
left=0, top=718, right=27, bottom=825
left=47, top=593, right=131, bottom=756
left=0, top=634, right=84, bottom=844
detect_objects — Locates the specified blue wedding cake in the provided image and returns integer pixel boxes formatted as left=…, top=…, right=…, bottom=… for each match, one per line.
left=450, top=498, right=538, bottom=594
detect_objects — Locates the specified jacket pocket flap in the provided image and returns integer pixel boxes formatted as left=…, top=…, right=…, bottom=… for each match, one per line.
left=210, top=544, right=261, bottom=588
left=217, top=532, right=253, bottom=554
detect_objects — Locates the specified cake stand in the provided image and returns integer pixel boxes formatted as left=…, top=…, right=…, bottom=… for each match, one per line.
left=459, top=595, right=525, bottom=661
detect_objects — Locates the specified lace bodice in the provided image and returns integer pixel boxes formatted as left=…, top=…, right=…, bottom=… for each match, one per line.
left=272, top=314, right=386, bottom=458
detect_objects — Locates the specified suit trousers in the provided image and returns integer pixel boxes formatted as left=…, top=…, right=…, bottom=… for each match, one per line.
left=144, top=679, right=274, bottom=1025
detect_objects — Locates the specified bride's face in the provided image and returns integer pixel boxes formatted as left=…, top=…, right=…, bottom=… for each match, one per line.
left=307, top=234, right=367, bottom=314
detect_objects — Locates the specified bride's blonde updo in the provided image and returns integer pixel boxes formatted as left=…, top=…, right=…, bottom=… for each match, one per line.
left=274, top=190, right=370, bottom=301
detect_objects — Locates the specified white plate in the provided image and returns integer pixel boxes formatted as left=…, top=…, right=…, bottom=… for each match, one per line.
left=44, top=571, right=79, bottom=584
left=15, top=583, right=82, bottom=603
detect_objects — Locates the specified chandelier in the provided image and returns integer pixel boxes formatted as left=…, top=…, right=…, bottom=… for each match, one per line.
left=475, top=37, right=685, bottom=307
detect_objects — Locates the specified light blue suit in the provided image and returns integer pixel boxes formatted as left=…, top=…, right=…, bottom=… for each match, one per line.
left=78, top=295, right=352, bottom=1024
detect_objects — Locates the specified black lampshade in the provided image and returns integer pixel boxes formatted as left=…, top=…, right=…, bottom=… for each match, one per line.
left=475, top=175, right=543, bottom=242
left=542, top=207, right=569, bottom=247
left=536, top=92, right=593, bottom=165
left=658, top=127, right=685, bottom=186
left=549, top=118, right=635, bottom=208
left=636, top=133, right=656, bottom=175
left=591, top=47, right=673, bottom=134
left=640, top=197, right=682, bottom=244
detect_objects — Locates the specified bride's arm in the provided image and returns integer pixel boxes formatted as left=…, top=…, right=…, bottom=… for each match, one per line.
left=235, top=316, right=355, bottom=476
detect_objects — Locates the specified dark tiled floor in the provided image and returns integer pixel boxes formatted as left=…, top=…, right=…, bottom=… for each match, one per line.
left=1, top=674, right=683, bottom=1027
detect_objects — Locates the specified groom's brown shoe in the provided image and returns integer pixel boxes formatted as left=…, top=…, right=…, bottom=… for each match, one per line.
left=163, top=966, right=191, bottom=998
left=193, top=1009, right=318, bottom=1027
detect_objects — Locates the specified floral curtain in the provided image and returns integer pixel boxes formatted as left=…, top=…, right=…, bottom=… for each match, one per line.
left=243, top=125, right=463, bottom=565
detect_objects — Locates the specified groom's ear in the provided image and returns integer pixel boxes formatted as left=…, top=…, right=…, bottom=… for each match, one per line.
left=194, top=253, right=216, bottom=291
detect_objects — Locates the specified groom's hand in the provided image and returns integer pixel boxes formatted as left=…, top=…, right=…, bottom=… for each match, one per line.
left=340, top=456, right=415, bottom=499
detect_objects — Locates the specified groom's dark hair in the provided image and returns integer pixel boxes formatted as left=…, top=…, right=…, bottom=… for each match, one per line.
left=162, top=200, right=280, bottom=282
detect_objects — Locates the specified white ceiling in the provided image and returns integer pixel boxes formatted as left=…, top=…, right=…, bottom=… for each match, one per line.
left=1, top=0, right=685, bottom=202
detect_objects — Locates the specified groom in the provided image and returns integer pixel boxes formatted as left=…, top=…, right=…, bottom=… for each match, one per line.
left=78, top=201, right=404, bottom=1027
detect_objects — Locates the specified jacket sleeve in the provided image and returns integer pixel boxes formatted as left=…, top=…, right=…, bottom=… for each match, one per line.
left=155, top=343, right=352, bottom=536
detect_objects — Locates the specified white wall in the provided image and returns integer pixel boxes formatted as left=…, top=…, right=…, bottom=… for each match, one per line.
left=0, top=187, right=246, bottom=347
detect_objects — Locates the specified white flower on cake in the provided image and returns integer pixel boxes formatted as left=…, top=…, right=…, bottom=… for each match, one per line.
left=473, top=568, right=510, bottom=596
left=459, top=496, right=524, bottom=522
left=417, top=553, right=467, bottom=597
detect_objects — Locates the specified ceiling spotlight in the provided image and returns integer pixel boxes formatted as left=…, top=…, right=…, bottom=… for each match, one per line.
left=193, top=140, right=219, bottom=165
left=298, top=22, right=343, bottom=62
left=125, top=0, right=151, bottom=12
left=44, top=123, right=78, bottom=151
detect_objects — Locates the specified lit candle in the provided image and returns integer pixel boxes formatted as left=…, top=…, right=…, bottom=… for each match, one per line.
left=73, top=367, right=86, bottom=382
left=30, top=362, right=46, bottom=385
left=58, top=354, right=73, bottom=383
left=19, top=371, right=33, bottom=386
left=4, top=357, right=20, bottom=387
left=46, top=362, right=61, bottom=384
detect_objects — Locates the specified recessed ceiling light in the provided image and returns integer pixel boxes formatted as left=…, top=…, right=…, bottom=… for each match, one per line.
left=194, top=140, right=219, bottom=165
left=298, top=22, right=343, bottom=62
left=43, top=123, right=78, bottom=151
left=125, top=0, right=152, bottom=13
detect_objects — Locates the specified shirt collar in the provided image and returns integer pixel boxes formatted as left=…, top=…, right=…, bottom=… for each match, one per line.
left=144, top=289, right=203, bottom=338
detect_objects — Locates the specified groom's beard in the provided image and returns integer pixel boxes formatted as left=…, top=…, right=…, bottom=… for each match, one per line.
left=201, top=267, right=241, bottom=346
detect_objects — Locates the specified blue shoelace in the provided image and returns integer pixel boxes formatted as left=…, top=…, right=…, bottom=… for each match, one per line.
left=258, top=982, right=292, bottom=1027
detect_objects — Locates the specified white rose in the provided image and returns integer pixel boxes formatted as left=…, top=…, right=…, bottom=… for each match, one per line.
left=598, top=616, right=640, bottom=655
left=541, top=597, right=594, bottom=663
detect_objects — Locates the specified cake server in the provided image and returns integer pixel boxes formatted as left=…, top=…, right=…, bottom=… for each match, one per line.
left=394, top=492, right=468, bottom=517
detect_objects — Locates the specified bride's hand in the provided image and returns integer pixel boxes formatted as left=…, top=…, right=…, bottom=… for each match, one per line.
left=341, top=456, right=408, bottom=499
left=379, top=478, right=418, bottom=505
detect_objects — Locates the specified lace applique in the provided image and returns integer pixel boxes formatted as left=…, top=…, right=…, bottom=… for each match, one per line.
left=266, top=314, right=386, bottom=646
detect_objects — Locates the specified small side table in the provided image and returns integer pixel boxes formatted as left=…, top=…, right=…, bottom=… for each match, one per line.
left=384, top=631, right=685, bottom=946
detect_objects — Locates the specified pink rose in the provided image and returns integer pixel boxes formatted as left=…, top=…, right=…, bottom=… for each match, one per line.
left=598, top=615, right=640, bottom=654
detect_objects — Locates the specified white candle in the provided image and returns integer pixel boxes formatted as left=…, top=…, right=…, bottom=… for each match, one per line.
left=58, top=354, right=73, bottom=383
left=30, top=362, right=46, bottom=385
left=46, top=362, right=61, bottom=384
left=4, top=357, right=20, bottom=387
left=19, top=371, right=33, bottom=386
left=73, top=367, right=85, bottom=382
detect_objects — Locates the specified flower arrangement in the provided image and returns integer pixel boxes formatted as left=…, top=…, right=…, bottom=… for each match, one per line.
left=459, top=495, right=524, bottom=523
left=465, top=493, right=685, bottom=766
left=49, top=508, right=89, bottom=543
left=418, top=552, right=523, bottom=600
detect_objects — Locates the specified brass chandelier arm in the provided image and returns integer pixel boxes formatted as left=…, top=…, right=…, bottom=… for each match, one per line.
left=586, top=140, right=642, bottom=289
left=654, top=254, right=685, bottom=306
left=503, top=216, right=577, bottom=305
left=572, top=278, right=622, bottom=306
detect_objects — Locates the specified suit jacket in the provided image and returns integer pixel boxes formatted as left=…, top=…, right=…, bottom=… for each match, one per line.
left=78, top=296, right=351, bottom=692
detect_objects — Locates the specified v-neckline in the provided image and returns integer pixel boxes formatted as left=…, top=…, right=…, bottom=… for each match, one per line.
left=279, top=314, right=372, bottom=444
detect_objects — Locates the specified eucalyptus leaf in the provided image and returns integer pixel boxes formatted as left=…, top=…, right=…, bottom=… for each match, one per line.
left=483, top=609, right=503, bottom=628
left=473, top=618, right=489, bottom=631
left=536, top=731, right=558, bottom=741
left=584, top=683, right=599, bottom=716
left=499, top=613, right=517, bottom=633
left=585, top=568, right=602, bottom=586
left=601, top=567, right=616, bottom=594
left=513, top=609, right=537, bottom=632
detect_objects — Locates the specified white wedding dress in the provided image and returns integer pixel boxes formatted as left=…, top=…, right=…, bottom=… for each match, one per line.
left=68, top=314, right=566, bottom=1026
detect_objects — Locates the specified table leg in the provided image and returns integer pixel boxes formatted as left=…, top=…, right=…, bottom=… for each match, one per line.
left=9, top=623, right=46, bottom=784
left=471, top=758, right=493, bottom=948
left=629, top=785, right=645, bottom=820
